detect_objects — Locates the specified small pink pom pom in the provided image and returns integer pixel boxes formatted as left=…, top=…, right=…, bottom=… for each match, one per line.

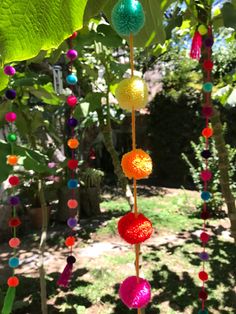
left=119, top=276, right=151, bottom=309
left=4, top=65, right=16, bottom=76
left=66, top=49, right=78, bottom=61
left=200, top=170, right=212, bottom=181
left=5, top=112, right=17, bottom=122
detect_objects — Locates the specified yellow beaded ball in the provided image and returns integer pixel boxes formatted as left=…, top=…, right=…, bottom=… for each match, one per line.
left=115, top=76, right=148, bottom=111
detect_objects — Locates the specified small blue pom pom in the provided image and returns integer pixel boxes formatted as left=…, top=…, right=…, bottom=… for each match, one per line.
left=66, top=74, right=78, bottom=85
left=112, top=0, right=145, bottom=36
left=9, top=257, right=20, bottom=268
left=67, top=179, right=78, bottom=189
left=201, top=191, right=211, bottom=201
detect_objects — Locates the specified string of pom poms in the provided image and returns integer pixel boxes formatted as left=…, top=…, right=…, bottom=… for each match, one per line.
left=112, top=0, right=153, bottom=312
left=190, top=24, right=214, bottom=314
left=2, top=65, right=22, bottom=314
left=57, top=31, right=79, bottom=288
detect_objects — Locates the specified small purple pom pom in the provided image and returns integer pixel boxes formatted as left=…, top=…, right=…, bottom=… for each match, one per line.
left=199, top=252, right=209, bottom=261
left=67, top=217, right=78, bottom=228
left=119, top=276, right=151, bottom=309
left=5, top=89, right=17, bottom=100
left=9, top=196, right=20, bottom=206
left=66, top=49, right=78, bottom=61
left=4, top=66, right=16, bottom=76
left=67, top=118, right=78, bottom=127
left=205, top=37, right=214, bottom=47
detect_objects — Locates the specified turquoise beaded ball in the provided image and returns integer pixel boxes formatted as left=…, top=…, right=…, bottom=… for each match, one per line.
left=111, top=0, right=145, bottom=36
left=66, top=74, right=78, bottom=85
left=203, top=82, right=213, bottom=93
left=9, top=257, right=20, bottom=268
left=198, top=310, right=208, bottom=314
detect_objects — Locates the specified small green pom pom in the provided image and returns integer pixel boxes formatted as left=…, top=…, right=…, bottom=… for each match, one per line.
left=198, top=309, right=208, bottom=314
left=203, top=82, right=213, bottom=93
left=198, top=24, right=208, bottom=35
left=112, top=0, right=145, bottom=36
left=7, top=134, right=17, bottom=143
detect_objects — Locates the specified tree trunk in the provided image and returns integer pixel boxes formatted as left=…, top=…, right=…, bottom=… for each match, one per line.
left=38, top=179, right=48, bottom=314
left=99, top=120, right=134, bottom=208
left=211, top=109, right=236, bottom=242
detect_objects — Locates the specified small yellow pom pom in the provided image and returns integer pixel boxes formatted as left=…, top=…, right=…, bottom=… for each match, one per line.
left=115, top=76, right=148, bottom=111
left=198, top=24, right=208, bottom=36
left=121, top=149, right=152, bottom=180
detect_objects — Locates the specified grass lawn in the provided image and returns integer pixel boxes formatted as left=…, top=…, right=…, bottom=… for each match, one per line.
left=0, top=188, right=235, bottom=314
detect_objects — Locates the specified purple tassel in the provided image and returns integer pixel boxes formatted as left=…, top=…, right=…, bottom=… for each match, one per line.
left=190, top=31, right=202, bottom=60
left=57, top=256, right=76, bottom=288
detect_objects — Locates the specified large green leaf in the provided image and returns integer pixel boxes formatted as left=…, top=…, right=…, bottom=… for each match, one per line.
left=0, top=68, right=9, bottom=91
left=0, top=0, right=88, bottom=64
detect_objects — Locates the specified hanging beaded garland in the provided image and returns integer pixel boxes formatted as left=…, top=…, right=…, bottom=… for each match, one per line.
left=57, top=31, right=79, bottom=288
left=190, top=24, right=214, bottom=314
left=112, top=0, right=153, bottom=312
left=2, top=65, right=22, bottom=313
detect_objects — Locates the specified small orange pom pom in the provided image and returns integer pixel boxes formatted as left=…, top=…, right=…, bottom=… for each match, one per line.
left=65, top=236, right=75, bottom=247
left=7, top=276, right=19, bottom=287
left=7, top=155, right=18, bottom=166
left=202, top=127, right=213, bottom=138
left=121, top=149, right=152, bottom=180
left=67, top=138, right=79, bottom=149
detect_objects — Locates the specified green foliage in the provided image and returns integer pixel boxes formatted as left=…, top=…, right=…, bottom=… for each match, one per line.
left=0, top=0, right=88, bottom=63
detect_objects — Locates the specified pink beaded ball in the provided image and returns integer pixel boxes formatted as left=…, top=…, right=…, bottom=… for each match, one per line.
left=5, top=112, right=17, bottom=123
left=119, top=276, right=151, bottom=309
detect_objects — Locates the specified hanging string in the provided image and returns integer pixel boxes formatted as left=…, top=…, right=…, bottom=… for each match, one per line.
left=129, top=34, right=140, bottom=291
left=2, top=65, right=21, bottom=314
left=191, top=23, right=214, bottom=314
left=57, top=31, right=79, bottom=288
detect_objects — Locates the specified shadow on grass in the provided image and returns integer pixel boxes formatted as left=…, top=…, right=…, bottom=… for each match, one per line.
left=99, top=226, right=236, bottom=314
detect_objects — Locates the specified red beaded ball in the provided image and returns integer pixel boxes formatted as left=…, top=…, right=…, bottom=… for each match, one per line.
left=67, top=95, right=77, bottom=107
left=7, top=276, right=19, bottom=287
left=65, top=236, right=75, bottom=247
left=118, top=212, right=153, bottom=244
left=202, top=106, right=213, bottom=118
left=203, top=60, right=214, bottom=71
left=9, top=175, right=20, bottom=186
left=70, top=31, right=78, bottom=39
left=9, top=218, right=21, bottom=228
left=67, top=159, right=78, bottom=170
left=199, top=290, right=208, bottom=300
left=199, top=271, right=208, bottom=281
left=200, top=232, right=210, bottom=243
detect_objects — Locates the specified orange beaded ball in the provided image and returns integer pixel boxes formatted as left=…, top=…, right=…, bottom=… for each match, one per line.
left=67, top=138, right=79, bottom=149
left=7, top=155, right=18, bottom=166
left=202, top=127, right=213, bottom=138
left=121, top=149, right=152, bottom=180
